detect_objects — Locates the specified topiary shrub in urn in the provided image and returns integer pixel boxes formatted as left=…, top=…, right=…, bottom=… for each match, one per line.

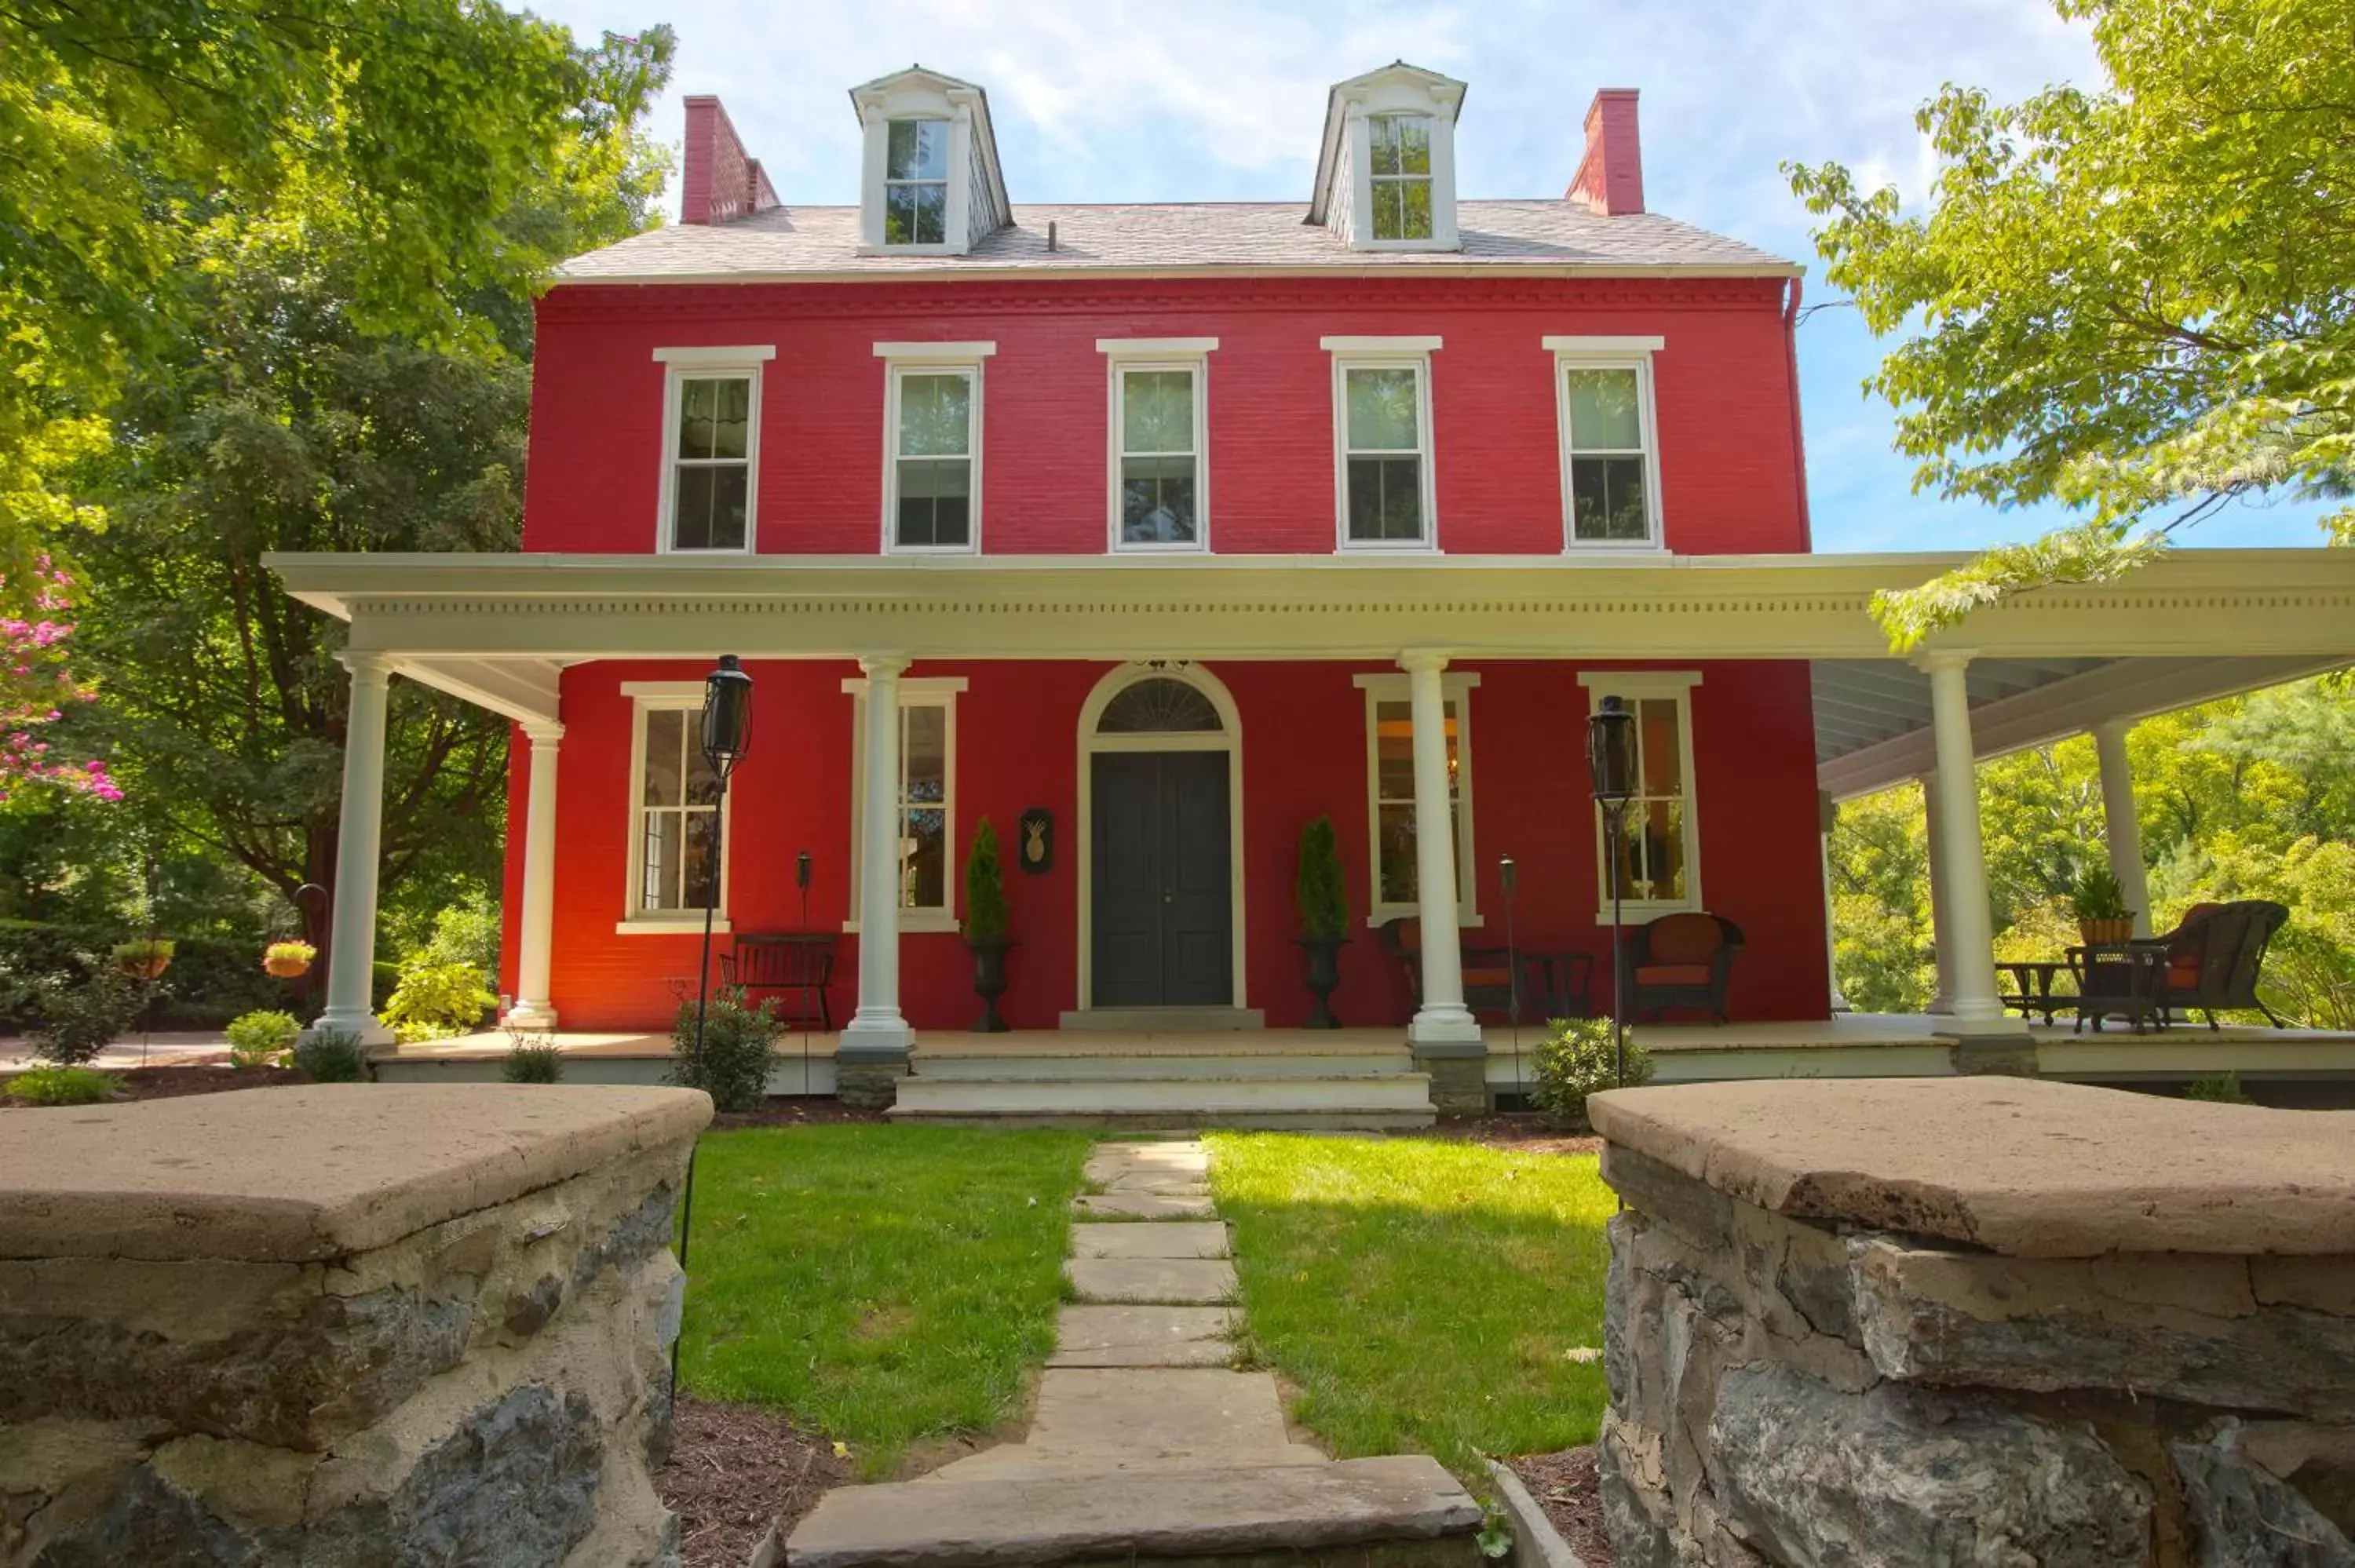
left=1295, top=815, right=1349, bottom=1029
left=2070, top=863, right=2136, bottom=946
left=963, top=817, right=1016, bottom=1032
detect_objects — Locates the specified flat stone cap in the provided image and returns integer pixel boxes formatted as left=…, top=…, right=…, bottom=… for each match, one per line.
left=1589, top=1078, right=2355, bottom=1257
left=0, top=1084, right=711, bottom=1263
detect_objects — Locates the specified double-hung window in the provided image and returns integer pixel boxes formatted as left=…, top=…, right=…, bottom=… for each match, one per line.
left=1100, top=338, right=1216, bottom=551
left=1326, top=337, right=1440, bottom=549
left=878, top=344, right=993, bottom=552
left=845, top=677, right=966, bottom=932
left=884, top=119, right=951, bottom=246
left=653, top=346, right=771, bottom=553
left=1580, top=673, right=1701, bottom=919
left=1367, top=114, right=1436, bottom=241
left=623, top=687, right=727, bottom=927
left=1355, top=672, right=1480, bottom=924
left=1546, top=337, right=1664, bottom=548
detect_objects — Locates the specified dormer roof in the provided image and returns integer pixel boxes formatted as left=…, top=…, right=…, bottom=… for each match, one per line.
left=848, top=64, right=1013, bottom=243
left=1308, top=61, right=1466, bottom=228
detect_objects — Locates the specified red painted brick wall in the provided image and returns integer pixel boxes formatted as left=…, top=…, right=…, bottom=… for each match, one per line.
left=525, top=274, right=1806, bottom=559
left=520, top=656, right=1827, bottom=1033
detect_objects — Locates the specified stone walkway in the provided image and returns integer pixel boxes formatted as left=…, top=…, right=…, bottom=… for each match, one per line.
left=786, top=1139, right=1481, bottom=1566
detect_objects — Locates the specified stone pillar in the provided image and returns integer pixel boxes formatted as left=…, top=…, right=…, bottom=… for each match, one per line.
left=1918, top=652, right=2025, bottom=1061
left=1921, top=772, right=1957, bottom=1016
left=1819, top=790, right=1850, bottom=1013
left=316, top=652, right=394, bottom=1045
left=840, top=655, right=912, bottom=1106
left=2094, top=718, right=2153, bottom=939
left=506, top=720, right=565, bottom=1032
left=1400, top=651, right=1483, bottom=1111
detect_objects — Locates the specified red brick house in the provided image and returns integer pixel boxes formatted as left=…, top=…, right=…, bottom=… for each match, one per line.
left=273, top=65, right=2355, bottom=1116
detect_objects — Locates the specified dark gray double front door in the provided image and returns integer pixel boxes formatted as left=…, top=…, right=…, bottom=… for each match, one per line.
left=1091, top=750, right=1232, bottom=1008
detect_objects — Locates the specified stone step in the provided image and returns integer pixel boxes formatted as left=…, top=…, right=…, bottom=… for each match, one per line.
left=1070, top=1222, right=1228, bottom=1260
left=1056, top=1007, right=1267, bottom=1032
left=1065, top=1256, right=1237, bottom=1304
left=905, top=1107, right=1438, bottom=1131
left=891, top=1073, right=1436, bottom=1116
left=1024, top=1368, right=1291, bottom=1458
left=1074, top=1192, right=1218, bottom=1220
left=1047, top=1305, right=1238, bottom=1369
left=786, top=1455, right=1484, bottom=1568
left=916, top=1051, right=1411, bottom=1082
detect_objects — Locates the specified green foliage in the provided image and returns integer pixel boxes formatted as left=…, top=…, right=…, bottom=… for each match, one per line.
left=2185, top=1071, right=2253, bottom=1105
left=1296, top=815, right=1348, bottom=939
left=502, top=1037, right=565, bottom=1084
left=963, top=819, right=1010, bottom=941
left=378, top=959, right=498, bottom=1043
left=292, top=1027, right=370, bottom=1083
left=264, top=940, right=316, bottom=972
left=1531, top=1017, right=1653, bottom=1128
left=5, top=1066, right=119, bottom=1106
left=1828, top=785, right=1936, bottom=1012
left=30, top=971, right=139, bottom=1064
left=110, top=938, right=174, bottom=972
left=1786, top=0, right=2355, bottom=647
left=225, top=1009, right=301, bottom=1069
left=414, top=898, right=502, bottom=983
left=2070, top=864, right=2130, bottom=923
left=0, top=921, right=287, bottom=1030
left=671, top=990, right=780, bottom=1113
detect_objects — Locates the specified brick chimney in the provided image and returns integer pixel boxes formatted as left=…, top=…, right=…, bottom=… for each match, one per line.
left=1568, top=89, right=1644, bottom=216
left=681, top=95, right=781, bottom=225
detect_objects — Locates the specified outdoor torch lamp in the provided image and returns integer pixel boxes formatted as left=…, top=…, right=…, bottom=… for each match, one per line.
left=700, top=653, right=754, bottom=775
left=1586, top=695, right=1637, bottom=808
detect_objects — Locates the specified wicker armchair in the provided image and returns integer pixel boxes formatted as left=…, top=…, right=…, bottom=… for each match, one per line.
left=1616, top=913, right=1743, bottom=1023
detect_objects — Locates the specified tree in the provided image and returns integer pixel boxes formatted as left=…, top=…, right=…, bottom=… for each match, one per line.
left=0, top=561, right=118, bottom=804
left=1786, top=0, right=2355, bottom=648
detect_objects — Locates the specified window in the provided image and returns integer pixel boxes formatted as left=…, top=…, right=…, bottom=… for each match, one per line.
left=653, top=346, right=769, bottom=553
left=1356, top=673, right=1479, bottom=922
left=884, top=119, right=950, bottom=245
left=1328, top=346, right=1437, bottom=548
left=1367, top=114, right=1435, bottom=241
left=1547, top=337, right=1664, bottom=548
left=846, top=678, right=965, bottom=931
left=1100, top=339, right=1217, bottom=552
left=630, top=702, right=722, bottom=917
left=876, top=345, right=995, bottom=552
left=1581, top=674, right=1701, bottom=919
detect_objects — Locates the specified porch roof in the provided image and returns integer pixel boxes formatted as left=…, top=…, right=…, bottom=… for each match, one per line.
left=266, top=546, right=2353, bottom=782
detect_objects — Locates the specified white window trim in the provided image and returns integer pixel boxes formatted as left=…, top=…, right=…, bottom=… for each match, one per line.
left=1326, top=338, right=1440, bottom=553
left=878, top=348, right=993, bottom=555
left=1353, top=671, right=1482, bottom=928
left=1579, top=671, right=1703, bottom=924
left=853, top=78, right=984, bottom=257
left=1342, top=95, right=1460, bottom=253
left=1548, top=336, right=1667, bottom=553
left=842, top=676, right=967, bottom=935
left=1101, top=339, right=1218, bottom=555
left=652, top=347, right=772, bottom=556
left=619, top=686, right=734, bottom=930
left=1364, top=111, right=1438, bottom=245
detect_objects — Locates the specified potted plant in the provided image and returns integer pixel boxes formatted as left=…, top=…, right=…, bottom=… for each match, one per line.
left=263, top=939, right=317, bottom=979
left=963, top=818, right=1015, bottom=1032
left=2071, top=863, right=2136, bottom=946
left=1295, top=815, right=1349, bottom=1029
left=111, top=938, right=174, bottom=982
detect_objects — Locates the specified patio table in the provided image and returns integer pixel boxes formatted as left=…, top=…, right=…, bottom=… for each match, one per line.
left=2067, top=941, right=2171, bottom=1034
left=1997, top=960, right=2076, bottom=1026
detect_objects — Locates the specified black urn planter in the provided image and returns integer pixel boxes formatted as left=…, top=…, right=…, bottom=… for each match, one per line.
left=968, top=936, right=1017, bottom=1032
left=1296, top=935, right=1348, bottom=1029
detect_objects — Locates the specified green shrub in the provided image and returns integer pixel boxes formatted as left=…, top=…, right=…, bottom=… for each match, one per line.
left=2185, top=1070, right=2253, bottom=1105
left=418, top=897, right=502, bottom=985
left=1296, top=815, right=1346, bottom=939
left=30, top=972, right=140, bottom=1065
left=964, top=819, right=1010, bottom=941
left=225, top=1009, right=302, bottom=1069
left=502, top=1037, right=565, bottom=1084
left=5, top=1066, right=121, bottom=1105
left=0, top=921, right=286, bottom=1030
left=379, top=958, right=498, bottom=1043
left=111, top=938, right=176, bottom=976
left=2070, top=863, right=2130, bottom=923
left=670, top=990, right=779, bottom=1112
left=293, top=1027, right=371, bottom=1083
left=1531, top=1016, right=1653, bottom=1128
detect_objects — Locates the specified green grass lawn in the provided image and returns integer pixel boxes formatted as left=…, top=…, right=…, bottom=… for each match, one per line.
left=1205, top=1132, right=1616, bottom=1478
left=676, top=1125, right=1090, bottom=1477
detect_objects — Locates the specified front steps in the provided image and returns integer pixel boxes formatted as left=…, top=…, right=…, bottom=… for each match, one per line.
left=889, top=1043, right=1437, bottom=1129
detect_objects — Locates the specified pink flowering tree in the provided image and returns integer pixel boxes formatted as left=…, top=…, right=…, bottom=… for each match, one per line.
left=2, top=563, right=120, bottom=804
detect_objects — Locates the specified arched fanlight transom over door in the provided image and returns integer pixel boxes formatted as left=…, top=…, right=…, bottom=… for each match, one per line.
left=1096, top=676, right=1224, bottom=735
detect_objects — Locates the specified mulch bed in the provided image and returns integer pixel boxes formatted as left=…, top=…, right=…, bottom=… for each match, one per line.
left=1428, top=1112, right=1601, bottom=1157
left=1, top=1064, right=309, bottom=1107
left=1508, top=1446, right=1614, bottom=1566
left=659, top=1394, right=849, bottom=1567
left=710, top=1096, right=888, bottom=1130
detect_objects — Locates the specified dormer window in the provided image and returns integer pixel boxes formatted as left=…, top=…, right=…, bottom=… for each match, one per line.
left=884, top=119, right=950, bottom=245
left=1367, top=115, right=1434, bottom=240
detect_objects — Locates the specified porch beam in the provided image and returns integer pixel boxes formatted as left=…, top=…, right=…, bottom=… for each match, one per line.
left=315, top=652, right=395, bottom=1045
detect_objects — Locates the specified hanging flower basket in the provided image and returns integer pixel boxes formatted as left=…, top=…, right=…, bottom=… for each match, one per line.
left=263, top=940, right=318, bottom=979
left=111, top=939, right=175, bottom=981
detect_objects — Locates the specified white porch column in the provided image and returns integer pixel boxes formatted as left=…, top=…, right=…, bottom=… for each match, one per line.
left=1918, top=652, right=2010, bottom=1036
left=842, top=655, right=913, bottom=1059
left=1401, top=651, right=1478, bottom=1047
left=1921, top=771, right=1957, bottom=1015
left=2094, top=718, right=2153, bottom=939
left=505, top=720, right=564, bottom=1031
left=316, top=652, right=395, bottom=1043
left=1819, top=790, right=1850, bottom=1012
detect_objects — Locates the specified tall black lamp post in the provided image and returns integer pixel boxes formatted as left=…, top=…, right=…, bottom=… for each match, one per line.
left=674, top=654, right=753, bottom=1391
left=1586, top=695, right=1637, bottom=1088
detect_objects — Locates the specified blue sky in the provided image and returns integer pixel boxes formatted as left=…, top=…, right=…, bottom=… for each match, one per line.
left=532, top=0, right=2335, bottom=554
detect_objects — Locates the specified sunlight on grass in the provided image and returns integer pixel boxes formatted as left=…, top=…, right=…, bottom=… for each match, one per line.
left=677, top=1125, right=1090, bottom=1477
left=1206, top=1133, right=1616, bottom=1479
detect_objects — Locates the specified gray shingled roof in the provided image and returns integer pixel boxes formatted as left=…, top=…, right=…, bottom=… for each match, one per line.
left=555, top=200, right=1793, bottom=282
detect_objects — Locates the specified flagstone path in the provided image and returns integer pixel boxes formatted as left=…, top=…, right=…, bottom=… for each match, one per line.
left=785, top=1138, right=1482, bottom=1567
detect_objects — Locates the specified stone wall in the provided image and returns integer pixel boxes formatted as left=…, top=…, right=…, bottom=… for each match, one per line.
left=1588, top=1078, right=2355, bottom=1568
left=0, top=1083, right=710, bottom=1567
